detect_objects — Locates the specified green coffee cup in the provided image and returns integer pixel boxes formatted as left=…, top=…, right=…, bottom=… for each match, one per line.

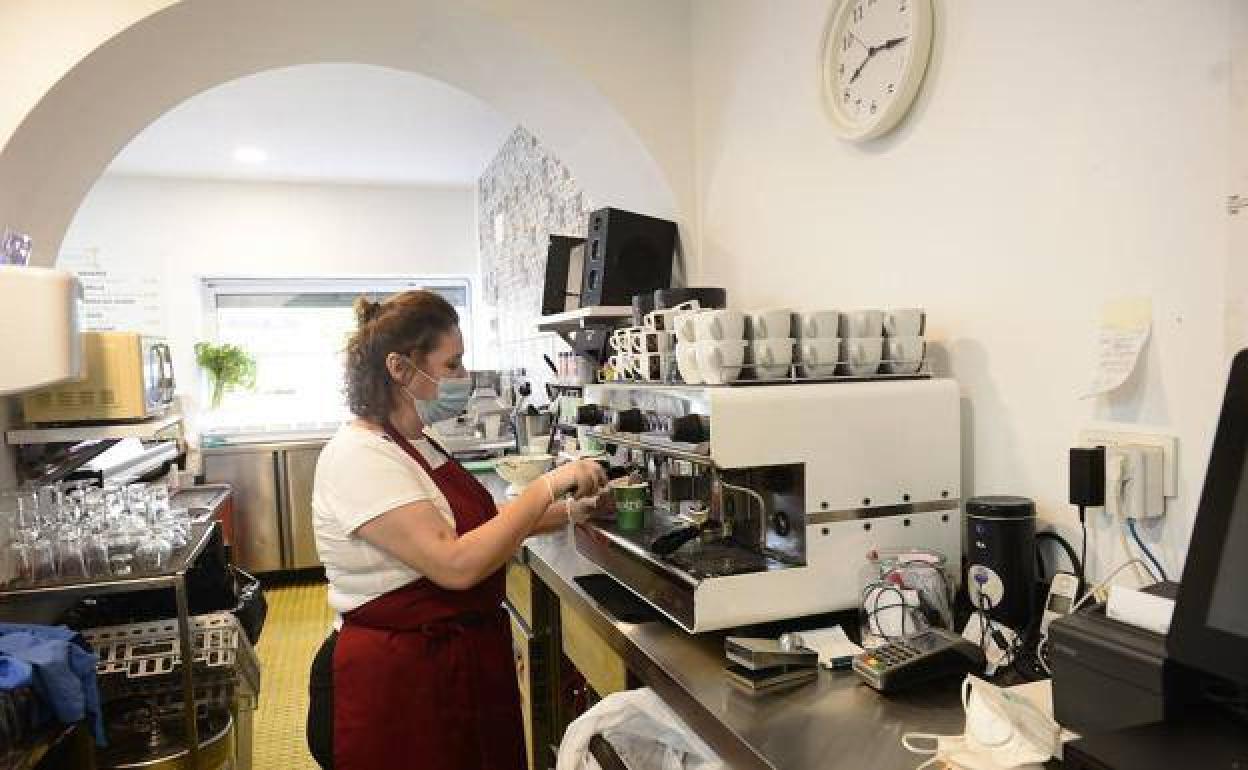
left=611, top=483, right=648, bottom=531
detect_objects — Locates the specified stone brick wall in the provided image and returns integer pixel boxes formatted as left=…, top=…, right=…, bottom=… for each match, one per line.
left=477, top=126, right=593, bottom=393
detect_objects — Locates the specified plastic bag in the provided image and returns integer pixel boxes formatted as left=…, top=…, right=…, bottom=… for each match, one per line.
left=556, top=688, right=727, bottom=770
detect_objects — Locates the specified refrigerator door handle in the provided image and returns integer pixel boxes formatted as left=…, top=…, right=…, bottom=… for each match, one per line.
left=275, top=450, right=293, bottom=570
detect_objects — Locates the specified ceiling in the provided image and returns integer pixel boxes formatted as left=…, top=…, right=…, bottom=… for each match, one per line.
left=106, top=63, right=515, bottom=186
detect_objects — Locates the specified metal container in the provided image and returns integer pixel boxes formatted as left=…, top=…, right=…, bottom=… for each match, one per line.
left=99, top=709, right=234, bottom=769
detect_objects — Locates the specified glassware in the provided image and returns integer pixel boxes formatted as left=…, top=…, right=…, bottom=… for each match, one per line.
left=55, top=530, right=88, bottom=579
left=133, top=531, right=172, bottom=572
left=858, top=546, right=954, bottom=647
left=81, top=495, right=112, bottom=578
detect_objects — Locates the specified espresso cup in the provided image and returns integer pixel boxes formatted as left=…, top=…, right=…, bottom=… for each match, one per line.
left=693, top=309, right=746, bottom=342
left=796, top=310, right=841, bottom=339
left=884, top=336, right=926, bottom=374
left=752, top=337, right=795, bottom=380
left=634, top=352, right=670, bottom=382
left=840, top=309, right=884, bottom=338
left=644, top=299, right=700, bottom=333
left=632, top=329, right=675, bottom=355
left=844, top=337, right=884, bottom=376
left=884, top=308, right=926, bottom=337
left=695, top=339, right=748, bottom=385
left=799, top=338, right=841, bottom=378
left=673, top=308, right=705, bottom=344
left=675, top=342, right=703, bottom=384
left=749, top=309, right=794, bottom=340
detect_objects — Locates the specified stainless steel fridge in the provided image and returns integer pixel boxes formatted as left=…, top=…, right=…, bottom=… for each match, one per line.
left=201, top=441, right=325, bottom=573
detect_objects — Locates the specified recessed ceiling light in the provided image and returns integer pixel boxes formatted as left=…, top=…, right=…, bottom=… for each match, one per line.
left=233, top=146, right=268, bottom=164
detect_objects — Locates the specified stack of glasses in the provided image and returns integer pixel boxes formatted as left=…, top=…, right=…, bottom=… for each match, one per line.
left=0, top=481, right=193, bottom=585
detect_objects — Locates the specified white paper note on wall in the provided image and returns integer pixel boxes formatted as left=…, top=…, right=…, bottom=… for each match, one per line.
left=1081, top=298, right=1152, bottom=399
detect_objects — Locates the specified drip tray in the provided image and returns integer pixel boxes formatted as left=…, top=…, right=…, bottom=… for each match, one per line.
left=573, top=574, right=663, bottom=624
left=664, top=540, right=772, bottom=579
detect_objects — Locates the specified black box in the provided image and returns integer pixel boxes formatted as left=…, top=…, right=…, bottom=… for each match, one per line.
left=579, top=208, right=676, bottom=307
left=541, top=235, right=586, bottom=316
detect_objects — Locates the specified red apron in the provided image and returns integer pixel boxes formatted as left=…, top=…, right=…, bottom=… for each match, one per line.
left=333, top=422, right=526, bottom=770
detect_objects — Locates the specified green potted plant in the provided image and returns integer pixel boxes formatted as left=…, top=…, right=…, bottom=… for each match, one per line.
left=194, top=342, right=257, bottom=409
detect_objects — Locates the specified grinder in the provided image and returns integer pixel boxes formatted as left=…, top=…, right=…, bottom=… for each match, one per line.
left=965, top=495, right=1036, bottom=633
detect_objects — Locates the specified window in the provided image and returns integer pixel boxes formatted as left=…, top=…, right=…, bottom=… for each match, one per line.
left=200, top=277, right=472, bottom=437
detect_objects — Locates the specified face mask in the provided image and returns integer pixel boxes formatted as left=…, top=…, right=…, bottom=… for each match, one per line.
left=902, top=676, right=1059, bottom=770
left=403, top=362, right=472, bottom=425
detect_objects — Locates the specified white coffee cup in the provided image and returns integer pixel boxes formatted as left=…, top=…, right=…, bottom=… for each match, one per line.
left=749, top=309, right=794, bottom=340
left=840, top=310, right=884, bottom=338
left=676, top=342, right=703, bottom=384
left=644, top=299, right=700, bottom=333
left=752, top=337, right=795, bottom=380
left=673, top=308, right=705, bottom=344
left=884, top=336, right=926, bottom=374
left=607, top=354, right=632, bottom=381
left=845, top=337, right=884, bottom=376
left=693, top=309, right=746, bottom=341
left=695, top=339, right=748, bottom=384
left=634, top=352, right=670, bottom=382
left=632, top=330, right=675, bottom=354
left=884, top=308, right=926, bottom=337
left=796, top=310, right=841, bottom=339
left=799, top=338, right=841, bottom=378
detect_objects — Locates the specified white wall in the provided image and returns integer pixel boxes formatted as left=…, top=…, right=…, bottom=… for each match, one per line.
left=58, top=174, right=480, bottom=423
left=691, top=0, right=1232, bottom=581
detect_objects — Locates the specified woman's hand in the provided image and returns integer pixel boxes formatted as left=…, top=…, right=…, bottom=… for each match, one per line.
left=549, top=459, right=608, bottom=500
left=567, top=488, right=615, bottom=524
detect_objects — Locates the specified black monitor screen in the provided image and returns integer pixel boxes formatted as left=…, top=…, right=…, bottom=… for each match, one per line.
left=1208, top=451, right=1248, bottom=638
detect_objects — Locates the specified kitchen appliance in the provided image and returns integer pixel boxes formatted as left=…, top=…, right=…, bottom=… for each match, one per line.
left=200, top=442, right=322, bottom=573
left=0, top=265, right=83, bottom=396
left=21, top=331, right=174, bottom=424
left=574, top=379, right=962, bottom=632
left=579, top=208, right=676, bottom=307
left=541, top=235, right=586, bottom=315
left=965, top=495, right=1036, bottom=633
left=653, top=287, right=726, bottom=310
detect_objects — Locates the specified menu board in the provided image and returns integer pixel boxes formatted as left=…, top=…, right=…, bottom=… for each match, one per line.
left=58, top=248, right=165, bottom=336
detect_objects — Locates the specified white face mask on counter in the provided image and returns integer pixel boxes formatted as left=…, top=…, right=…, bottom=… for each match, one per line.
left=901, top=676, right=1060, bottom=770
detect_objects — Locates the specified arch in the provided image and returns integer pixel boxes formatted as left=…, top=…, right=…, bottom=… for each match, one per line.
left=0, top=0, right=685, bottom=266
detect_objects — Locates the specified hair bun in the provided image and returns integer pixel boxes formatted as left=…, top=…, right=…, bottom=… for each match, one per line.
left=354, top=296, right=382, bottom=326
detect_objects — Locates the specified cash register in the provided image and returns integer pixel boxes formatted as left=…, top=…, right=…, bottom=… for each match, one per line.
left=1059, top=350, right=1248, bottom=769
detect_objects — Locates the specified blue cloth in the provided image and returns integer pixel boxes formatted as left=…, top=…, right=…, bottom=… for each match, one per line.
left=0, top=623, right=105, bottom=745
left=0, top=655, right=32, bottom=689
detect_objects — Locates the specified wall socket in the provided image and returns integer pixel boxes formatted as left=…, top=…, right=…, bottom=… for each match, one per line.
left=1077, top=429, right=1178, bottom=498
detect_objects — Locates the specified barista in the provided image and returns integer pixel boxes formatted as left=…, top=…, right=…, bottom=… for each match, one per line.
left=305, top=290, right=609, bottom=770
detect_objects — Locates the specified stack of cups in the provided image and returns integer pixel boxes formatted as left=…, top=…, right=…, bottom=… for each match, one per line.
left=607, top=327, right=641, bottom=381
left=839, top=310, right=885, bottom=376
left=749, top=309, right=798, bottom=380
left=693, top=310, right=748, bottom=384
left=883, top=308, right=926, bottom=374
left=793, top=310, right=840, bottom=379
left=642, top=299, right=700, bottom=383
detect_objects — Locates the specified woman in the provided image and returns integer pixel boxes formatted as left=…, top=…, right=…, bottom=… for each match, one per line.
left=306, top=290, right=608, bottom=769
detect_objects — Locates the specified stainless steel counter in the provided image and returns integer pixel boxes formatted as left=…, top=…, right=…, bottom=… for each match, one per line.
left=520, top=527, right=968, bottom=770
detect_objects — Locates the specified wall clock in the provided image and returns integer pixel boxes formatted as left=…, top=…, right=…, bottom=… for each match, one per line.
left=819, top=0, right=933, bottom=141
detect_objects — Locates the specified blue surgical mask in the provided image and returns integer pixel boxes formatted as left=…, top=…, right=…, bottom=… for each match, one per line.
left=405, top=364, right=472, bottom=424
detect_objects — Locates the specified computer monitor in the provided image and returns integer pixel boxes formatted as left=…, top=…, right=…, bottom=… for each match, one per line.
left=1168, top=349, right=1248, bottom=685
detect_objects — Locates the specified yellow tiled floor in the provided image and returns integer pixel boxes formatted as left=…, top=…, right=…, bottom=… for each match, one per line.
left=253, top=581, right=334, bottom=770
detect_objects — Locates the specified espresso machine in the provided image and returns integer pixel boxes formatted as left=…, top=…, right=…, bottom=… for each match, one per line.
left=575, top=380, right=962, bottom=632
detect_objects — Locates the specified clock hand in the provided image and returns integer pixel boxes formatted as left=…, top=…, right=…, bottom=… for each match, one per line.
left=848, top=52, right=873, bottom=85
left=848, top=35, right=910, bottom=84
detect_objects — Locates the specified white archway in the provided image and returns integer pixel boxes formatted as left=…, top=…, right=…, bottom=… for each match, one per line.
left=0, top=0, right=687, bottom=266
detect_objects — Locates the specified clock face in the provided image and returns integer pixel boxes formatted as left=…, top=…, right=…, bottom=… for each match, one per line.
left=820, top=0, right=933, bottom=141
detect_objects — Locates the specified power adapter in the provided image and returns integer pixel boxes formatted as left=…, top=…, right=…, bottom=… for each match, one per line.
left=1069, top=446, right=1106, bottom=508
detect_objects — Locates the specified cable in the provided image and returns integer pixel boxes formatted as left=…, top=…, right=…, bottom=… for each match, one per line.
left=1036, top=529, right=1085, bottom=598
left=1072, top=557, right=1158, bottom=614
left=1127, top=518, right=1169, bottom=582
left=1079, top=510, right=1088, bottom=596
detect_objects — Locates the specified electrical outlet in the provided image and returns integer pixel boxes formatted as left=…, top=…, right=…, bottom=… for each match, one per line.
left=1077, top=429, right=1178, bottom=498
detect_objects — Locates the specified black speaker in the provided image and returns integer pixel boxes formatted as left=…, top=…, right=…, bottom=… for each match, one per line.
left=579, top=208, right=676, bottom=307
left=541, top=235, right=586, bottom=316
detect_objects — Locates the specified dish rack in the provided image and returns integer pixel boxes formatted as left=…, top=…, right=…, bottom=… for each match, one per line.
left=83, top=611, right=261, bottom=710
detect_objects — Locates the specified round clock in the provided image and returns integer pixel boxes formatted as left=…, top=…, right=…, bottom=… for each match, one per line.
left=819, top=0, right=934, bottom=141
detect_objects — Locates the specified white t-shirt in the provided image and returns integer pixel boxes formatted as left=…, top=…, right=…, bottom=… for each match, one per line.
left=312, top=421, right=454, bottom=623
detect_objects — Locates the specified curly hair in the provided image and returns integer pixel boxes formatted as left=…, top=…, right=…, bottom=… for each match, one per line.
left=345, top=290, right=459, bottom=421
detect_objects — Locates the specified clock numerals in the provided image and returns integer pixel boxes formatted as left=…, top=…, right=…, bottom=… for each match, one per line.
left=843, top=34, right=852, bottom=52
left=843, top=90, right=851, bottom=103
left=887, top=83, right=896, bottom=94
left=853, top=5, right=865, bottom=23
left=870, top=101, right=878, bottom=114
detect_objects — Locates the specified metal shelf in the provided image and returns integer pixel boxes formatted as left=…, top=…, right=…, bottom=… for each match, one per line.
left=0, top=521, right=222, bottom=766
left=5, top=414, right=183, bottom=445
left=535, top=306, right=632, bottom=334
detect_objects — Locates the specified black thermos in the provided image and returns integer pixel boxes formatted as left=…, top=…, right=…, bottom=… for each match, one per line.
left=965, top=496, right=1036, bottom=632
